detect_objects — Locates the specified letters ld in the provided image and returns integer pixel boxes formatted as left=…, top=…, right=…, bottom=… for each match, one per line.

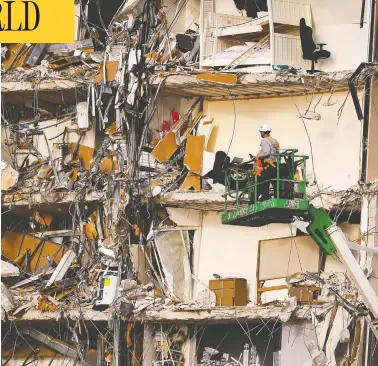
left=0, top=1, right=40, bottom=31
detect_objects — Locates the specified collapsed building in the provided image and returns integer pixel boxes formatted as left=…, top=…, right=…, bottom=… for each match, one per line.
left=1, top=0, right=378, bottom=365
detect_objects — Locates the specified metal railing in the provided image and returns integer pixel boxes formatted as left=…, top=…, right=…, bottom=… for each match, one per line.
left=223, top=149, right=309, bottom=212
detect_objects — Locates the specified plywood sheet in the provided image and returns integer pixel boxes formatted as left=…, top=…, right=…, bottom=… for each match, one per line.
left=99, top=157, right=118, bottom=174
left=151, top=131, right=178, bottom=163
left=69, top=143, right=94, bottom=170
left=184, top=135, right=205, bottom=174
left=196, top=73, right=237, bottom=85
left=258, top=235, right=319, bottom=281
left=95, top=61, right=119, bottom=83
left=180, top=172, right=201, bottom=191
left=1, top=232, right=67, bottom=273
left=2, top=44, right=31, bottom=70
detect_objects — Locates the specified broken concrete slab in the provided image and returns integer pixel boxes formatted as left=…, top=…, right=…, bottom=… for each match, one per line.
left=45, top=250, right=76, bottom=287
left=1, top=260, right=20, bottom=277
left=134, top=303, right=323, bottom=324
left=1, top=283, right=16, bottom=315
left=1, top=161, right=19, bottom=190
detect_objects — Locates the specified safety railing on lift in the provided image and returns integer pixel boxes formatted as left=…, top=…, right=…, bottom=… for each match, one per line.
left=223, top=149, right=309, bottom=212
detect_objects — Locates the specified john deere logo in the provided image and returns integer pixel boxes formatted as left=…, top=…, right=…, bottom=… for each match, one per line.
left=0, top=0, right=74, bottom=43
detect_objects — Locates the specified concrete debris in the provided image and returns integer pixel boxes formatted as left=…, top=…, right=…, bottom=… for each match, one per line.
left=1, top=283, right=16, bottom=316
left=196, top=288, right=217, bottom=307
left=1, top=1, right=377, bottom=365
left=45, top=250, right=77, bottom=287
left=1, top=161, right=19, bottom=190
left=1, top=260, right=20, bottom=277
left=307, top=341, right=327, bottom=366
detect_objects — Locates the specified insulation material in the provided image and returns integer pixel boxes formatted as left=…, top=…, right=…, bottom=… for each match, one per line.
left=154, top=231, right=192, bottom=301
left=1, top=232, right=67, bottom=273
left=258, top=235, right=320, bottom=281
left=183, top=135, right=205, bottom=174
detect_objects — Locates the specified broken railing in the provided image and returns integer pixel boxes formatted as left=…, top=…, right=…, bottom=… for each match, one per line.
left=223, top=149, right=309, bottom=211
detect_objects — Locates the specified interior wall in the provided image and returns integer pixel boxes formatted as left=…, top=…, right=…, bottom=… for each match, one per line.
left=165, top=0, right=200, bottom=33
left=205, top=91, right=362, bottom=191
left=150, top=95, right=198, bottom=132
left=215, top=0, right=240, bottom=16
left=311, top=0, right=370, bottom=71
left=194, top=211, right=292, bottom=302
left=280, top=321, right=316, bottom=366
left=36, top=117, right=96, bottom=164
left=185, top=0, right=201, bottom=30
left=196, top=323, right=281, bottom=365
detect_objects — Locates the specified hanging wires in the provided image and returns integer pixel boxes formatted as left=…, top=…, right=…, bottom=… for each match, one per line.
left=291, top=95, right=325, bottom=208
left=222, top=89, right=237, bottom=168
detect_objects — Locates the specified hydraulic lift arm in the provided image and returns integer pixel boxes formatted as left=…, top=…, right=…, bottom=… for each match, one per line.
left=307, top=205, right=378, bottom=319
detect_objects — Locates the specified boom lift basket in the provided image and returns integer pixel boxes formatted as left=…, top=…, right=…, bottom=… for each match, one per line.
left=222, top=149, right=310, bottom=227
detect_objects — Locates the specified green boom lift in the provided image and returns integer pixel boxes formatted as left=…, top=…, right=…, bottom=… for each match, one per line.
left=221, top=149, right=378, bottom=320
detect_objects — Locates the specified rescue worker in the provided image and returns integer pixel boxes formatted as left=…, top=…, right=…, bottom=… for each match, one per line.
left=250, top=124, right=280, bottom=203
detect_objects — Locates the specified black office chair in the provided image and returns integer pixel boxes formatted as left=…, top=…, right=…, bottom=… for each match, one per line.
left=299, top=18, right=331, bottom=73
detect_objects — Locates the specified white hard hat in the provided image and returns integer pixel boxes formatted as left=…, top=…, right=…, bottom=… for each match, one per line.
left=259, top=124, right=271, bottom=133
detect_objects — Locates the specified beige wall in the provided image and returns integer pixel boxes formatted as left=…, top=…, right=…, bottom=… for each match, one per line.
left=193, top=211, right=292, bottom=302
left=215, top=0, right=240, bottom=16
left=165, top=0, right=200, bottom=33
left=309, top=0, right=370, bottom=71
left=209, top=0, right=370, bottom=72
left=205, top=91, right=362, bottom=190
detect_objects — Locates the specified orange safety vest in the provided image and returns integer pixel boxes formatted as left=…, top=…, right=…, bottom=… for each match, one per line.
left=255, top=159, right=263, bottom=176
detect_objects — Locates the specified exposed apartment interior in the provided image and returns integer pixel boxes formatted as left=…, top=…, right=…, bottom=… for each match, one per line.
left=1, top=0, right=378, bottom=365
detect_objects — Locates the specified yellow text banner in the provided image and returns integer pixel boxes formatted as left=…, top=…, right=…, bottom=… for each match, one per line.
left=0, top=0, right=74, bottom=43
